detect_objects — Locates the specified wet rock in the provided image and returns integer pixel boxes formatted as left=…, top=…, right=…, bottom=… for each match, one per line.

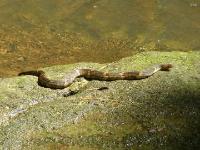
left=8, top=42, right=18, bottom=52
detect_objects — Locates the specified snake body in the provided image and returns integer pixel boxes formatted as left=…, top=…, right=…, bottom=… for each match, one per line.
left=18, top=64, right=172, bottom=89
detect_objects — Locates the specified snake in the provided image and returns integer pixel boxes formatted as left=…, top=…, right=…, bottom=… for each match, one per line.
left=18, top=64, right=172, bottom=89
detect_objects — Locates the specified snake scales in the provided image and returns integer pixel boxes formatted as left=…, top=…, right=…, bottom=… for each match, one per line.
left=18, top=64, right=172, bottom=89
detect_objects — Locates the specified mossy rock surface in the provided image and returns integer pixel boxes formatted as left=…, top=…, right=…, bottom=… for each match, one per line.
left=0, top=51, right=200, bottom=149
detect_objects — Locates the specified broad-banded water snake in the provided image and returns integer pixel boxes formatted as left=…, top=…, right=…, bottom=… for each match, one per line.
left=18, top=64, right=172, bottom=89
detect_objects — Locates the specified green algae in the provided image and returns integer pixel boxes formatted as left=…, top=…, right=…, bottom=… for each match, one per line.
left=0, top=51, right=200, bottom=149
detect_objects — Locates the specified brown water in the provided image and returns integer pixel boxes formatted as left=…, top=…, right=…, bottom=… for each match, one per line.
left=0, top=0, right=199, bottom=77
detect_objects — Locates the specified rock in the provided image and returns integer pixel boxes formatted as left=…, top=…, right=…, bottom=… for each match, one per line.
left=0, top=51, right=199, bottom=149
left=17, top=56, right=25, bottom=62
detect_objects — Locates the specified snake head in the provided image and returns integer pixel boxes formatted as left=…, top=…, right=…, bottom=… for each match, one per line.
left=160, top=64, right=173, bottom=71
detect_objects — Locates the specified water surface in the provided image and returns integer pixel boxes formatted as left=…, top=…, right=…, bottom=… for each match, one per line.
left=0, top=0, right=199, bottom=77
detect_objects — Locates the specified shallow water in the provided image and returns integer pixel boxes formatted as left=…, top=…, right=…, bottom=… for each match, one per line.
left=0, top=0, right=199, bottom=77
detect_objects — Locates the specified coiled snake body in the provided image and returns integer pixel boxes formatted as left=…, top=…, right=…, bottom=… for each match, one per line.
left=18, top=64, right=172, bottom=89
